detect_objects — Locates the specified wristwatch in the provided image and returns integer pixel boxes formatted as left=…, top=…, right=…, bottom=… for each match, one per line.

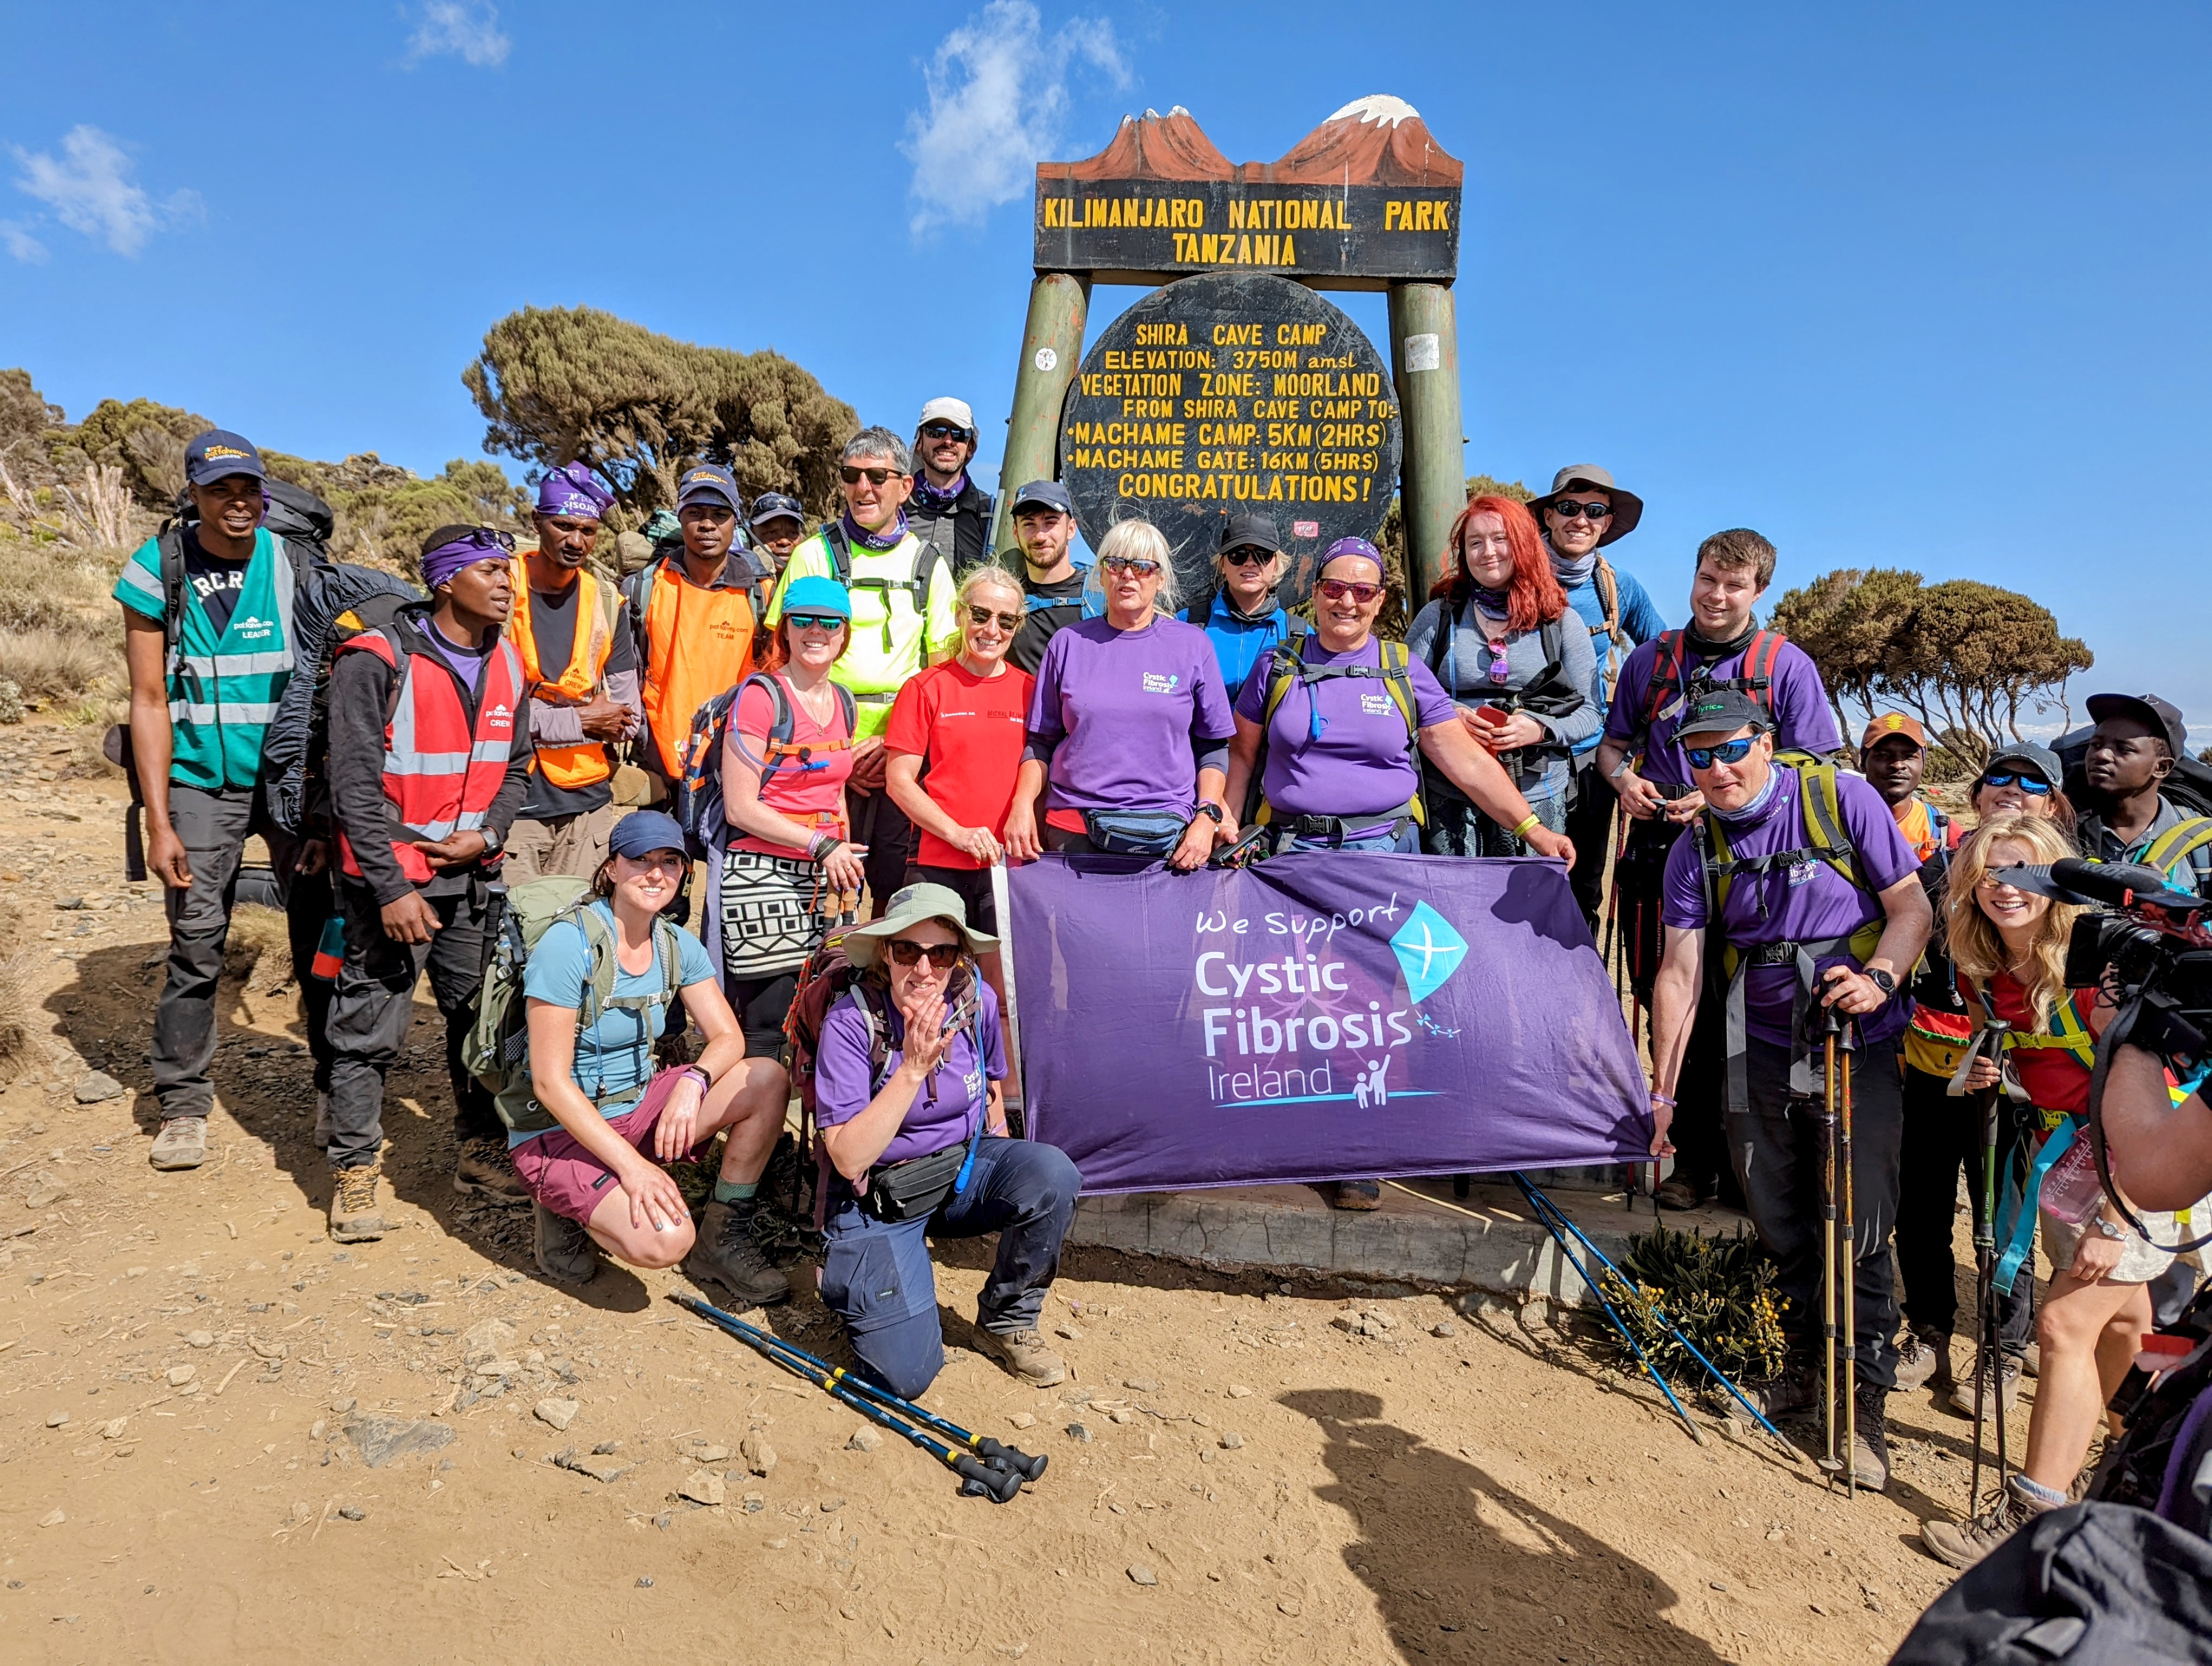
left=1863, top=966, right=1896, bottom=999
left=2095, top=1218, right=2126, bottom=1241
left=479, top=825, right=503, bottom=856
left=1192, top=801, right=1225, bottom=824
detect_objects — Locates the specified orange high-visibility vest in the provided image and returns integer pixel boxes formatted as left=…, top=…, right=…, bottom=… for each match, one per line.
left=640, top=556, right=755, bottom=779
left=507, top=559, right=617, bottom=791
left=335, top=628, right=525, bottom=888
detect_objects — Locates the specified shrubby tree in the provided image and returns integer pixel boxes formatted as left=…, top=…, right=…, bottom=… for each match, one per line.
left=462, top=306, right=858, bottom=522
left=264, top=452, right=528, bottom=568
left=67, top=396, right=212, bottom=507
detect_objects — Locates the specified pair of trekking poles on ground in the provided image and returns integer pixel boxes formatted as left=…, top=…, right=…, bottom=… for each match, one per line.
left=674, top=1294, right=1048, bottom=1504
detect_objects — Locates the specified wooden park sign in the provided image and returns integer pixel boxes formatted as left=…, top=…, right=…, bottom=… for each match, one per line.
left=996, top=96, right=1468, bottom=600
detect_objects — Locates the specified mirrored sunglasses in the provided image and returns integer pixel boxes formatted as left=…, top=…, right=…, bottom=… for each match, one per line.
left=1316, top=578, right=1382, bottom=604
left=1978, top=771, right=2054, bottom=796
left=1684, top=736, right=1758, bottom=769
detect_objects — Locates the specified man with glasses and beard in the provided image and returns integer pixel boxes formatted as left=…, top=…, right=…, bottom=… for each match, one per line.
left=767, top=428, right=958, bottom=913
left=907, top=398, right=995, bottom=577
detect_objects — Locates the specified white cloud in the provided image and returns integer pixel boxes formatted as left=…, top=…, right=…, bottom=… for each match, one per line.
left=903, top=0, right=1128, bottom=233
left=10, top=125, right=194, bottom=258
left=1, top=221, right=47, bottom=264
left=406, top=2, right=511, bottom=69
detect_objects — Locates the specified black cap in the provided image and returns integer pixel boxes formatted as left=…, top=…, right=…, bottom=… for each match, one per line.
left=1219, top=513, right=1283, bottom=556
left=1011, top=480, right=1073, bottom=516
left=1676, top=689, right=1774, bottom=745
left=2086, top=693, right=2188, bottom=757
left=1982, top=740, right=2063, bottom=788
left=184, top=430, right=266, bottom=486
left=749, top=491, right=803, bottom=527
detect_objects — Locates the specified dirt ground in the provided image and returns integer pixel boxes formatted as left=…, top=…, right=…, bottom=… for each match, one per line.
left=0, top=723, right=2034, bottom=1664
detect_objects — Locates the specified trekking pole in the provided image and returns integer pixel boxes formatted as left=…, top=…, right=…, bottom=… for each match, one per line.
left=1508, top=1175, right=1702, bottom=1445
left=1816, top=1013, right=1843, bottom=1485
left=674, top=1295, right=1047, bottom=1484
left=1838, top=1018, right=1858, bottom=1501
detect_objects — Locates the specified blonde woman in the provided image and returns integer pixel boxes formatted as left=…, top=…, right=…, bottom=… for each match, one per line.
left=1923, top=812, right=2194, bottom=1569
left=1005, top=518, right=1235, bottom=869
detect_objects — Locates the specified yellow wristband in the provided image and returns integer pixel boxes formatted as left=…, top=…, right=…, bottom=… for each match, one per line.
left=1511, top=812, right=1541, bottom=840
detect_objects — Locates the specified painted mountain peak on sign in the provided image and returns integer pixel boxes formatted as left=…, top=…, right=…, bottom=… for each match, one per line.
left=1328, top=94, right=1420, bottom=128
left=1043, top=97, right=1463, bottom=189
left=1390, top=901, right=1469, bottom=1005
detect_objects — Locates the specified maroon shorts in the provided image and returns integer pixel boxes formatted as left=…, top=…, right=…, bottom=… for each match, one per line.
left=511, top=1068, right=702, bottom=1225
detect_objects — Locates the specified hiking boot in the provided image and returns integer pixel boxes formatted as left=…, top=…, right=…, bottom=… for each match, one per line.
left=1330, top=1179, right=1382, bottom=1210
left=1753, top=1356, right=1819, bottom=1421
left=976, top=1326, right=1066, bottom=1388
left=453, top=1136, right=529, bottom=1204
left=1948, top=1353, right=2023, bottom=1418
left=328, top=1163, right=387, bottom=1243
left=1894, top=1327, right=1950, bottom=1393
left=312, top=1092, right=332, bottom=1151
left=533, top=1202, right=597, bottom=1286
left=1654, top=1172, right=1715, bottom=1210
left=1847, top=1385, right=1891, bottom=1492
left=683, top=1199, right=790, bottom=1308
left=1921, top=1473, right=2060, bottom=1569
left=150, top=1116, right=209, bottom=1170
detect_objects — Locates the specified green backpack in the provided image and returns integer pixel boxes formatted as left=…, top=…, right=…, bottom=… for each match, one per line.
left=464, top=876, right=685, bottom=1137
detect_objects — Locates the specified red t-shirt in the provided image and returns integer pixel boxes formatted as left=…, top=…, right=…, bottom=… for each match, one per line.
left=884, top=660, right=1033, bottom=870
left=722, top=674, right=854, bottom=857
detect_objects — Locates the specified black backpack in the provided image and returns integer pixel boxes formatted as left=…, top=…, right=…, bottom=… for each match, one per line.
left=263, top=566, right=426, bottom=835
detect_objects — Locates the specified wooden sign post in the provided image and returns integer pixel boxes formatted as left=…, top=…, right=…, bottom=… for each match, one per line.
left=996, top=95, right=1465, bottom=601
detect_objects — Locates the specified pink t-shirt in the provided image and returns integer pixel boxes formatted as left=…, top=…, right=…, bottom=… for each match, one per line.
left=721, top=674, right=854, bottom=857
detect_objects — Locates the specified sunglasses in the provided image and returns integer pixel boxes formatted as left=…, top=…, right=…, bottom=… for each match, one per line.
left=888, top=939, right=963, bottom=970
left=1221, top=546, right=1276, bottom=567
left=786, top=613, right=846, bottom=632
left=1316, top=578, right=1383, bottom=604
left=967, top=604, right=1021, bottom=631
left=1549, top=499, right=1612, bottom=522
left=840, top=465, right=902, bottom=485
left=1978, top=772, right=2054, bottom=796
left=1685, top=736, right=1759, bottom=769
left=1102, top=555, right=1162, bottom=577
left=919, top=423, right=970, bottom=441
left=455, top=526, right=517, bottom=553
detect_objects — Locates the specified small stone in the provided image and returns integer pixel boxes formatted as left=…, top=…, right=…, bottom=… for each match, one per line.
left=1227, top=1384, right=1253, bottom=1399
left=820, top=1496, right=845, bottom=1514
left=635, top=1576, right=654, bottom=1588
left=1127, top=1564, right=1158, bottom=1586
left=1008, top=1412, right=1036, bottom=1430
left=1108, top=1409, right=1134, bottom=1425
left=590, top=1441, right=620, bottom=1456
left=534, top=1398, right=580, bottom=1432
left=25, top=1184, right=67, bottom=1210
left=1430, top=1321, right=1458, bottom=1338
left=460, top=1318, right=517, bottom=1369
left=100, top=1418, right=127, bottom=1439
left=1123, top=1377, right=1160, bottom=1393
left=39, top=1509, right=66, bottom=1527
left=742, top=1494, right=766, bottom=1513
left=1330, top=1314, right=1360, bottom=1332
left=741, top=1434, right=777, bottom=1477
left=1219, top=1432, right=1243, bottom=1450
left=677, top=1469, right=725, bottom=1507
left=1064, top=1422, right=1092, bottom=1443
left=338, top=1506, right=366, bottom=1522
left=1053, top=1324, right=1082, bottom=1341
left=73, top=1072, right=124, bottom=1105
left=44, top=1412, right=68, bottom=1428
left=846, top=1429, right=881, bottom=1453
left=1710, top=1582, right=1727, bottom=1593
left=331, top=1399, right=356, bottom=1414
left=1199, top=1449, right=1215, bottom=1464
left=184, top=1330, right=214, bottom=1349
left=165, top=1365, right=196, bottom=1387
left=1277, top=1597, right=1302, bottom=1617
left=677, top=1440, right=731, bottom=1463
left=344, top=1415, right=455, bottom=1469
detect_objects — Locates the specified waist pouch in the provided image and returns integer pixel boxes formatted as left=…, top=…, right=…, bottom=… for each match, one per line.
left=861, top=1140, right=970, bottom=1223
left=1081, top=808, right=1187, bottom=855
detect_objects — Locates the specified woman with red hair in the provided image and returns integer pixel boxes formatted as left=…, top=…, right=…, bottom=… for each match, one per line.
left=1405, top=496, right=1598, bottom=856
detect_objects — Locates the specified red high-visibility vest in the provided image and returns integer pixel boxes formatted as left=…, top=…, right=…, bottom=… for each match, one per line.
left=335, top=627, right=525, bottom=887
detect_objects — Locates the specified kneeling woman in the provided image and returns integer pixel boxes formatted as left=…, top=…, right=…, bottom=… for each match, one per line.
left=814, top=882, right=1081, bottom=1397
left=516, top=810, right=792, bottom=1304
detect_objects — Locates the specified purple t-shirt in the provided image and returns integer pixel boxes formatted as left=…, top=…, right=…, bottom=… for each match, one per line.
left=1604, top=636, right=1841, bottom=789
left=1661, top=765, right=1920, bottom=1047
left=814, top=980, right=1007, bottom=1167
left=1233, top=636, right=1456, bottom=817
left=422, top=619, right=492, bottom=694
left=1027, top=616, right=1236, bottom=818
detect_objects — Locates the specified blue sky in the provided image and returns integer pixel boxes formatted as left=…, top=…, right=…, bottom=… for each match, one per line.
left=4, top=2, right=2205, bottom=740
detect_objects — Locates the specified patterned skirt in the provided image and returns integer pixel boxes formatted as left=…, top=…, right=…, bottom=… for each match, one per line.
left=720, top=848, right=854, bottom=981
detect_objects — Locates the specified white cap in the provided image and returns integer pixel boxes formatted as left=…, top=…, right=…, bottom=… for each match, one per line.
left=918, top=396, right=976, bottom=434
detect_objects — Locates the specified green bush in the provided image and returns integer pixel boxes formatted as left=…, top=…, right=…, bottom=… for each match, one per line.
left=1597, top=1221, right=1789, bottom=1390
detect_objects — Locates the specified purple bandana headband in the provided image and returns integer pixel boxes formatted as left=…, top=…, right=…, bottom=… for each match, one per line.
left=421, top=528, right=513, bottom=591
left=536, top=462, right=614, bottom=521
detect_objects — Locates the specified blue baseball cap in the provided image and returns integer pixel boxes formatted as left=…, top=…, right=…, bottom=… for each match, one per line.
left=780, top=574, right=851, bottom=620
left=608, top=809, right=689, bottom=861
left=677, top=463, right=743, bottom=515
left=184, top=430, right=266, bottom=486
left=1011, top=479, right=1073, bottom=516
left=750, top=491, right=804, bottom=528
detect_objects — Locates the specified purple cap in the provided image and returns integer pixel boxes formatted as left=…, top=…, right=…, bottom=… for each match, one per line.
left=536, top=462, right=614, bottom=521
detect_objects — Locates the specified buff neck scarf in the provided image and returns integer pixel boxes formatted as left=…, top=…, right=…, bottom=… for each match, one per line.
left=840, top=510, right=910, bottom=553
left=910, top=472, right=968, bottom=515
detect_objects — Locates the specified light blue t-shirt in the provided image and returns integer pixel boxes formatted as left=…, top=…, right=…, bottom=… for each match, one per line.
left=515, top=901, right=717, bottom=1145
left=1555, top=555, right=1667, bottom=759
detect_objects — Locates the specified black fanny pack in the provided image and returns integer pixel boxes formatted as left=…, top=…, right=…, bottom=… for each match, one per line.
left=861, top=1140, right=972, bottom=1223
left=1081, top=808, right=1187, bottom=855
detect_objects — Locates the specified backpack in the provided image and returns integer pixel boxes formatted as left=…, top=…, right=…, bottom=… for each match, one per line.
left=2053, top=725, right=2212, bottom=886
left=673, top=671, right=858, bottom=855
left=1638, top=626, right=1788, bottom=733
left=1419, top=593, right=1583, bottom=801
left=463, top=879, right=686, bottom=1137
left=261, top=478, right=337, bottom=562
left=1246, top=637, right=1424, bottom=825
left=263, top=564, right=426, bottom=835
left=819, top=520, right=949, bottom=652
left=1587, top=555, right=1627, bottom=699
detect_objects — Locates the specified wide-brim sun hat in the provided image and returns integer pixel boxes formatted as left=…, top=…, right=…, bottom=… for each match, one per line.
left=1528, top=463, right=1644, bottom=547
left=841, top=882, right=999, bottom=971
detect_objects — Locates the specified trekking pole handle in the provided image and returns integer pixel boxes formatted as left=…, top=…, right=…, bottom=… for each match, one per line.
left=952, top=1452, right=1024, bottom=1503
left=973, top=1437, right=1049, bottom=1482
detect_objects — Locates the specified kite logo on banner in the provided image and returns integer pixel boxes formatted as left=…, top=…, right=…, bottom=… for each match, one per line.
left=1390, top=901, right=1466, bottom=1003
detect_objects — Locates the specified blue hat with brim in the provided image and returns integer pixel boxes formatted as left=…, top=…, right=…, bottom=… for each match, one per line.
left=780, top=574, right=851, bottom=620
left=608, top=810, right=689, bottom=861
left=185, top=430, right=266, bottom=486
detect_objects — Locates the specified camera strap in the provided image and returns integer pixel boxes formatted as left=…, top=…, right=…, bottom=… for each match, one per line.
left=2085, top=986, right=2212, bottom=1257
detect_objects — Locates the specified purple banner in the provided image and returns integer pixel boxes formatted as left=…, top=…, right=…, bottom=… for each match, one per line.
left=1006, top=852, right=1652, bottom=1194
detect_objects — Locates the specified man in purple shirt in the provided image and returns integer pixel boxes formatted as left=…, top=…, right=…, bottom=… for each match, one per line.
left=1646, top=690, right=1932, bottom=1490
left=1596, top=527, right=1844, bottom=1212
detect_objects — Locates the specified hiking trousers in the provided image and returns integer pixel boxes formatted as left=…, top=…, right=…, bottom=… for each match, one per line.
left=1564, top=757, right=1613, bottom=933
left=1895, top=1062, right=2035, bottom=1356
left=820, top=1137, right=1081, bottom=1400
left=502, top=802, right=620, bottom=882
left=324, top=879, right=500, bottom=1170
left=1728, top=1035, right=1904, bottom=1390
left=151, top=783, right=334, bottom=1120
left=848, top=786, right=916, bottom=918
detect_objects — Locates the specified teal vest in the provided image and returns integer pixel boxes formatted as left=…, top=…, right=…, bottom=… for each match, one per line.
left=164, top=529, right=299, bottom=790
